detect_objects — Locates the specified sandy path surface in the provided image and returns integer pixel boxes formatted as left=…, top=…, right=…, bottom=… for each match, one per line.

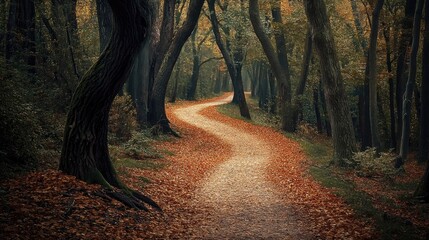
left=174, top=95, right=309, bottom=239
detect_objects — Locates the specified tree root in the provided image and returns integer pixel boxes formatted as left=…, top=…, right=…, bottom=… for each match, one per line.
left=85, top=168, right=162, bottom=211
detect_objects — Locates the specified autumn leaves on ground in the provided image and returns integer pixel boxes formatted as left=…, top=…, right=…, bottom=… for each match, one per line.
left=0, top=94, right=426, bottom=239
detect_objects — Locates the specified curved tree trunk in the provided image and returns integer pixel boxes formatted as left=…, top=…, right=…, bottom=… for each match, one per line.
left=367, top=0, right=384, bottom=151
left=60, top=0, right=150, bottom=190
left=148, top=0, right=204, bottom=132
left=304, top=0, right=357, bottom=164
left=249, top=0, right=292, bottom=131
left=207, top=0, right=250, bottom=119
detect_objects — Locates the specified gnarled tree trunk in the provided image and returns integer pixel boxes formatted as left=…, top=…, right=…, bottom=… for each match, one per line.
left=60, top=0, right=159, bottom=210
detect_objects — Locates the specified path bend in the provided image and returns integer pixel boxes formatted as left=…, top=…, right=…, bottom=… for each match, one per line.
left=174, top=95, right=309, bottom=239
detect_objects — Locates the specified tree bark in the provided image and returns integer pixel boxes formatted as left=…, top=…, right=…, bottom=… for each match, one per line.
left=419, top=0, right=429, bottom=163
left=397, top=0, right=425, bottom=166
left=304, top=0, right=357, bottom=164
left=207, top=0, right=250, bottom=119
left=313, top=87, right=323, bottom=134
left=149, top=0, right=204, bottom=132
left=367, top=0, right=384, bottom=151
left=396, top=0, right=417, bottom=148
left=249, top=0, right=292, bottom=131
left=96, top=0, right=112, bottom=53
left=60, top=0, right=150, bottom=188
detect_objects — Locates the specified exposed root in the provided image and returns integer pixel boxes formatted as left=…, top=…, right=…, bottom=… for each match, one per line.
left=86, top=168, right=161, bottom=211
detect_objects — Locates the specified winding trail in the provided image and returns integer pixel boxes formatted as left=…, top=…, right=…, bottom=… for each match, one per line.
left=174, top=95, right=309, bottom=239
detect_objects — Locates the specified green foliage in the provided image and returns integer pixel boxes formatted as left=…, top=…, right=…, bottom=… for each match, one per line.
left=108, top=94, right=138, bottom=144
left=351, top=148, right=398, bottom=178
left=122, top=131, right=163, bottom=160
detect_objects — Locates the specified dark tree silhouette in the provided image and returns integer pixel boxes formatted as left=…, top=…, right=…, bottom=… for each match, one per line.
left=60, top=0, right=159, bottom=210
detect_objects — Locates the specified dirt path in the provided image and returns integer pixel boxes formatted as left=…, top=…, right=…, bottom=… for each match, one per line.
left=174, top=95, right=309, bottom=239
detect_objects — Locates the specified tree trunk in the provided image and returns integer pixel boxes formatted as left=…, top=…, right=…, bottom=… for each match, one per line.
left=367, top=0, right=384, bottom=151
left=304, top=0, right=357, bottom=164
left=313, top=87, right=323, bottom=134
left=169, top=58, right=181, bottom=103
left=213, top=68, right=222, bottom=94
left=396, top=0, right=417, bottom=148
left=60, top=0, right=150, bottom=188
left=207, top=0, right=250, bottom=119
left=186, top=28, right=200, bottom=100
left=249, top=0, right=292, bottom=131
left=96, top=0, right=112, bottom=53
left=149, top=0, right=204, bottom=132
left=293, top=27, right=312, bottom=126
left=397, top=0, right=425, bottom=166
left=419, top=0, right=429, bottom=163
left=350, top=0, right=368, bottom=52
left=5, top=0, right=36, bottom=74
left=383, top=22, right=397, bottom=149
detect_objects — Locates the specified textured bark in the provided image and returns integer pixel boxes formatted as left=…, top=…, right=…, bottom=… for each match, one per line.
left=207, top=0, right=250, bottom=119
left=367, top=0, right=384, bottom=150
left=249, top=0, right=291, bottom=131
left=419, top=1, right=429, bottom=163
left=396, top=0, right=417, bottom=147
left=304, top=0, right=357, bottom=164
left=186, top=28, right=200, bottom=100
left=60, top=0, right=150, bottom=187
left=149, top=0, right=204, bottom=131
left=397, top=0, right=425, bottom=165
left=96, top=0, right=112, bottom=53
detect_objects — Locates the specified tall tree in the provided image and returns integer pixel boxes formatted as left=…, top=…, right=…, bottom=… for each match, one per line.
left=60, top=0, right=159, bottom=210
left=367, top=0, right=384, bottom=151
left=304, top=0, right=357, bottom=164
left=419, top=0, right=429, bottom=163
left=96, top=0, right=112, bottom=53
left=5, top=0, right=35, bottom=73
left=395, top=0, right=417, bottom=147
left=207, top=0, right=251, bottom=119
left=397, top=0, right=425, bottom=166
left=249, top=0, right=292, bottom=131
left=148, top=0, right=204, bottom=133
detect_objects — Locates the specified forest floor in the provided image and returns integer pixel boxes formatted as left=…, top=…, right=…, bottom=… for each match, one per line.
left=0, top=93, right=427, bottom=239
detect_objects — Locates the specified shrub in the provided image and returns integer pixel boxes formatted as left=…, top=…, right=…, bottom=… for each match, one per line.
left=352, top=148, right=397, bottom=178
left=108, top=94, right=138, bottom=144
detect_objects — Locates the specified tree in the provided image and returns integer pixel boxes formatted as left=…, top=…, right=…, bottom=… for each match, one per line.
left=207, top=0, right=250, bottom=119
left=96, top=0, right=112, bottom=52
left=60, top=0, right=159, bottom=210
left=396, top=0, right=425, bottom=167
left=419, top=0, right=429, bottom=163
left=395, top=0, right=417, bottom=147
left=148, top=0, right=204, bottom=133
left=304, top=0, right=357, bottom=164
left=5, top=0, right=36, bottom=73
left=367, top=0, right=384, bottom=151
left=249, top=0, right=292, bottom=131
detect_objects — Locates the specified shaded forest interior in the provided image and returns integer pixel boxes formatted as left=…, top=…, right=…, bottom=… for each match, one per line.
left=1, top=0, right=429, bottom=239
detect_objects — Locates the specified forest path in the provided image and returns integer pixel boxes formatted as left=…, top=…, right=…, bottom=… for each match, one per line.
left=173, top=95, right=309, bottom=239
